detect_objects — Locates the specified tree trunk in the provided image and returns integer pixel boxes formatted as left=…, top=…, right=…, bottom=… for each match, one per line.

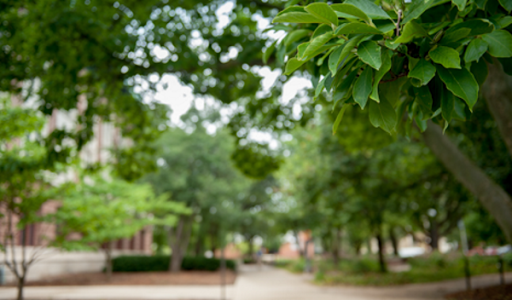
left=483, top=61, right=512, bottom=158
left=169, top=217, right=185, bottom=273
left=332, top=228, right=341, bottom=265
left=194, top=223, right=204, bottom=257
left=354, top=242, right=362, bottom=256
left=422, top=121, right=512, bottom=243
left=293, top=230, right=304, bottom=257
left=16, top=277, right=25, bottom=300
left=105, top=241, right=113, bottom=281
left=429, top=221, right=439, bottom=251
left=376, top=233, right=386, bottom=273
left=247, top=237, right=254, bottom=259
left=389, top=227, right=399, bottom=257
left=180, top=218, right=193, bottom=259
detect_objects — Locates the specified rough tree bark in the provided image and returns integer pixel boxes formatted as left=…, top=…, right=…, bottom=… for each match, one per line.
left=483, top=62, right=512, bottom=158
left=422, top=121, right=512, bottom=243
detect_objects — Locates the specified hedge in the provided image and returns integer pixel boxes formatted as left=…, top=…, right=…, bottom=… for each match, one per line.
left=112, top=255, right=236, bottom=272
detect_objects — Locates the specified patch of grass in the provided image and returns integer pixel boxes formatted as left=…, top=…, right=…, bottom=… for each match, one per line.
left=311, top=253, right=510, bottom=286
left=274, top=258, right=305, bottom=273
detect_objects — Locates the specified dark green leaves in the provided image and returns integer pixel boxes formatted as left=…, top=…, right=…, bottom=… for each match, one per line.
left=305, top=3, right=339, bottom=26
left=498, top=0, right=512, bottom=12
left=408, top=59, right=436, bottom=86
left=369, top=97, right=396, bottom=133
left=464, top=39, right=488, bottom=63
left=357, top=41, right=382, bottom=70
left=370, top=50, right=392, bottom=102
left=436, top=66, right=479, bottom=110
left=394, top=21, right=428, bottom=44
left=429, top=46, right=461, bottom=69
left=482, top=30, right=512, bottom=57
left=353, top=66, right=373, bottom=109
left=452, top=0, right=467, bottom=11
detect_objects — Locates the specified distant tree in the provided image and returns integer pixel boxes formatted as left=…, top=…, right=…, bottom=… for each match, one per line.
left=0, top=98, right=70, bottom=300
left=53, top=175, right=189, bottom=280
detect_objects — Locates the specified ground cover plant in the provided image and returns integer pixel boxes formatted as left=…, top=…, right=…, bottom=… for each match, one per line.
left=111, top=255, right=236, bottom=272
left=310, top=253, right=512, bottom=286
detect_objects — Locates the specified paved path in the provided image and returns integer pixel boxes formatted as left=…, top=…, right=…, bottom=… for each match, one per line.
left=0, top=266, right=509, bottom=300
left=233, top=265, right=512, bottom=300
left=0, top=285, right=234, bottom=300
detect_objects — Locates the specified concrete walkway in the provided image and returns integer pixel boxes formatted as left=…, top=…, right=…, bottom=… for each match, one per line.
left=0, top=285, right=234, bottom=300
left=0, top=265, right=509, bottom=300
left=234, top=265, right=511, bottom=300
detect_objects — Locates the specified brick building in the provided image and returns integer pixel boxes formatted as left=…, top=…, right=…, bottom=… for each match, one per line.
left=0, top=99, right=153, bottom=283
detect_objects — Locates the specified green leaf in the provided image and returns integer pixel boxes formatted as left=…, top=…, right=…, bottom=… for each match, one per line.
left=408, top=59, right=436, bottom=86
left=283, top=29, right=311, bottom=46
left=369, top=97, right=396, bottom=133
left=464, top=39, right=488, bottom=63
left=353, top=66, right=373, bottom=109
left=328, top=35, right=365, bottom=76
left=414, top=86, right=434, bottom=119
left=303, top=32, right=333, bottom=59
left=276, top=6, right=307, bottom=16
left=441, top=88, right=455, bottom=122
left=436, top=66, right=479, bottom=110
left=498, top=16, right=512, bottom=29
left=273, top=12, right=325, bottom=24
left=330, top=4, right=371, bottom=24
left=394, top=21, right=428, bottom=44
left=402, top=0, right=450, bottom=23
left=470, top=58, right=488, bottom=85
left=345, top=0, right=391, bottom=20
left=305, top=3, right=339, bottom=26
left=445, top=19, right=494, bottom=37
left=357, top=41, right=382, bottom=70
left=335, top=23, right=383, bottom=35
left=370, top=50, right=392, bottom=102
left=263, top=40, right=277, bottom=64
left=297, top=42, right=310, bottom=59
left=498, top=57, right=512, bottom=76
left=452, top=0, right=467, bottom=11
left=498, top=0, right=512, bottom=11
left=312, top=24, right=333, bottom=39
left=332, top=66, right=359, bottom=107
left=440, top=28, right=471, bottom=45
left=284, top=58, right=306, bottom=75
left=429, top=46, right=461, bottom=69
left=332, top=104, right=349, bottom=134
left=315, top=77, right=326, bottom=98
left=482, top=30, right=512, bottom=57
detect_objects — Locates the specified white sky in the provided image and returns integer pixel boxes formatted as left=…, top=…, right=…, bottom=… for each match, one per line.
left=145, top=2, right=312, bottom=145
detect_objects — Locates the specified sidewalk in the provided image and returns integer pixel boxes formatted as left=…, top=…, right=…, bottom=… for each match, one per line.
left=234, top=265, right=512, bottom=300
left=0, top=285, right=234, bottom=300
left=0, top=266, right=509, bottom=300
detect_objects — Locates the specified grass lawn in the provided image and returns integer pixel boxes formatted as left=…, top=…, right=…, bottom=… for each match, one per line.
left=276, top=252, right=512, bottom=286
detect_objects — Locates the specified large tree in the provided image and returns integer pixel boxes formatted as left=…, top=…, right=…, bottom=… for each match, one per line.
left=260, top=0, right=512, bottom=242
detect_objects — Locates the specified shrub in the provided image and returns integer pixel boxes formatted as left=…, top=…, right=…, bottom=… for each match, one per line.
left=112, top=255, right=236, bottom=272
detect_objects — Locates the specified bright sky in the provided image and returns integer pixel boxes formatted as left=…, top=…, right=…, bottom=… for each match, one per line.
left=145, top=2, right=312, bottom=145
